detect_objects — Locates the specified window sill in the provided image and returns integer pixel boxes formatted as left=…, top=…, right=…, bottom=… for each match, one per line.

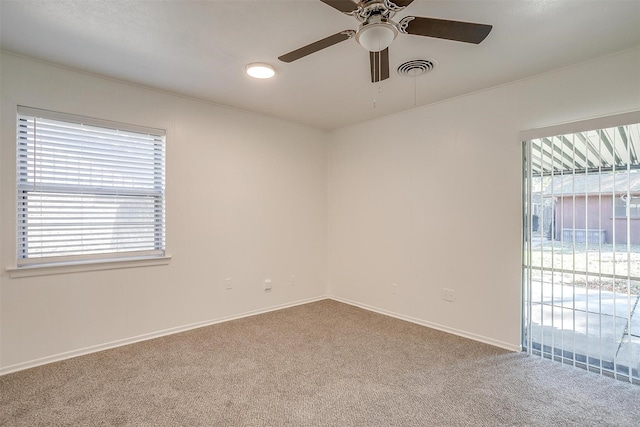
left=6, top=255, right=172, bottom=278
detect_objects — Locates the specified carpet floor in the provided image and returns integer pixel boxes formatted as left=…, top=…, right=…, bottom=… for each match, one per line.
left=1, top=299, right=639, bottom=426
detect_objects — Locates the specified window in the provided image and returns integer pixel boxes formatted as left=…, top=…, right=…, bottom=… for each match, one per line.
left=615, top=195, right=640, bottom=218
left=16, top=107, right=166, bottom=267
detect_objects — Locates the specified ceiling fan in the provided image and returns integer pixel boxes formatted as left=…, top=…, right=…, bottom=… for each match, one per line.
left=278, top=0, right=492, bottom=83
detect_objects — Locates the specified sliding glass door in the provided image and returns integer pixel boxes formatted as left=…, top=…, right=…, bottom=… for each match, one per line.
left=523, top=120, right=640, bottom=384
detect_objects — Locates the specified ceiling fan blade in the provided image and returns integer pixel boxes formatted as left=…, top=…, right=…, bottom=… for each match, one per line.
left=278, top=31, right=355, bottom=63
left=320, top=0, right=359, bottom=14
left=370, top=48, right=390, bottom=83
left=400, top=16, right=492, bottom=44
left=389, top=0, right=415, bottom=7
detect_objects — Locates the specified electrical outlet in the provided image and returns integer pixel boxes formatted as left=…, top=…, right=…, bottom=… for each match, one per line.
left=264, top=279, right=272, bottom=291
left=290, top=275, right=296, bottom=286
left=391, top=283, right=398, bottom=295
left=442, top=288, right=456, bottom=302
left=225, top=277, right=232, bottom=290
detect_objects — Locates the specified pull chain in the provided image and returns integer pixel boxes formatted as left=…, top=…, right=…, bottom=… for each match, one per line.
left=372, top=44, right=384, bottom=108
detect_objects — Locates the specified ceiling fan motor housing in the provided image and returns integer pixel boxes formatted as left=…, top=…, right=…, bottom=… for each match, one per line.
left=355, top=0, right=402, bottom=21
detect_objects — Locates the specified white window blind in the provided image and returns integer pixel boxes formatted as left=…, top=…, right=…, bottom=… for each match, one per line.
left=16, top=107, right=166, bottom=266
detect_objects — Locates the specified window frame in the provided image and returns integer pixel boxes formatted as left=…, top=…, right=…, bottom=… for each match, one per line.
left=11, top=106, right=170, bottom=276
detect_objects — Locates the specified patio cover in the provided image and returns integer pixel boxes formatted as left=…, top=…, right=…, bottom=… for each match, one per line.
left=528, top=123, right=640, bottom=176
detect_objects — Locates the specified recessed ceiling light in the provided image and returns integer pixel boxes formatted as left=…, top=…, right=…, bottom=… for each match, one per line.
left=246, top=63, right=275, bottom=79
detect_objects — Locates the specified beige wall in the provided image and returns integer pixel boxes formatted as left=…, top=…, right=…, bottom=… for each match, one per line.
left=0, top=53, right=328, bottom=373
left=2, top=47, right=639, bottom=373
left=327, top=48, right=640, bottom=350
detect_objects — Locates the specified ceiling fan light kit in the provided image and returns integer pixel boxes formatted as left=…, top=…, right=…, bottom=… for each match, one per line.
left=278, top=0, right=492, bottom=83
left=355, top=20, right=398, bottom=52
left=245, top=63, right=275, bottom=79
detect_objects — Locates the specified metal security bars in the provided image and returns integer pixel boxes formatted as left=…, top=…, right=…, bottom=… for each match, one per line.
left=16, top=107, right=166, bottom=266
left=523, top=121, right=640, bottom=384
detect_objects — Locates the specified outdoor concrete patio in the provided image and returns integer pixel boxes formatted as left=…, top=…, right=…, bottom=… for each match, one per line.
left=529, top=279, right=640, bottom=380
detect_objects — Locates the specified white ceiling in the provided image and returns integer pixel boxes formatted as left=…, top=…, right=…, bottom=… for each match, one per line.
left=1, top=0, right=639, bottom=130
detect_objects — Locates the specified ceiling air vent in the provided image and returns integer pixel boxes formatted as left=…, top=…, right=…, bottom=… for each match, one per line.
left=396, top=59, right=436, bottom=77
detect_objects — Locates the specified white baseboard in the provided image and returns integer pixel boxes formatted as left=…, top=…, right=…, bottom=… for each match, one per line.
left=0, top=295, right=327, bottom=376
left=329, top=296, right=522, bottom=353
left=1, top=294, right=521, bottom=376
